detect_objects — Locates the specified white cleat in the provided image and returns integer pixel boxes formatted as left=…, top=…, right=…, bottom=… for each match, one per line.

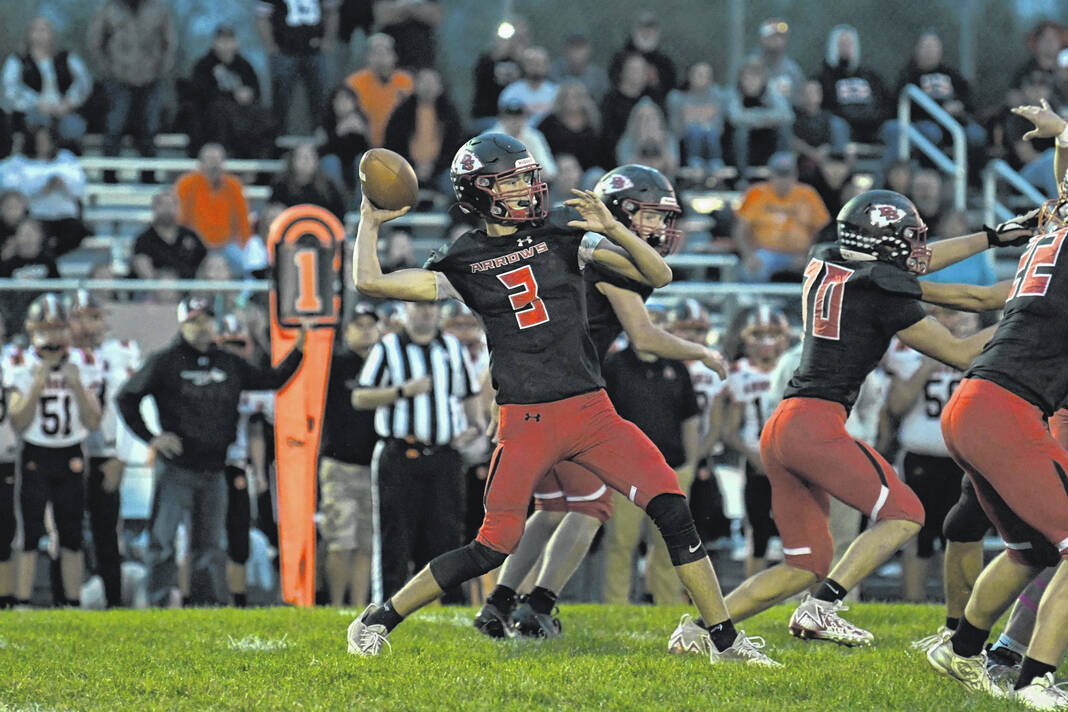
left=910, top=625, right=953, bottom=653
left=788, top=594, right=874, bottom=647
left=709, top=630, right=784, bottom=668
left=926, top=639, right=1005, bottom=698
left=1014, top=673, right=1068, bottom=711
left=347, top=603, right=392, bottom=656
left=668, top=614, right=711, bottom=655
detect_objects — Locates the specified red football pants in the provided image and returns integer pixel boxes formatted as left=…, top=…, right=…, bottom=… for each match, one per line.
left=476, top=389, right=682, bottom=553
left=533, top=460, right=614, bottom=522
left=942, top=378, right=1068, bottom=564
left=760, top=397, right=925, bottom=577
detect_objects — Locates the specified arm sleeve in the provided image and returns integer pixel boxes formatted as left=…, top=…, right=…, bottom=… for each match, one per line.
left=358, top=343, right=389, bottom=387
left=64, top=53, right=92, bottom=107
left=54, top=151, right=87, bottom=198
left=116, top=354, right=159, bottom=444
left=2, top=56, right=38, bottom=113
left=433, top=271, right=462, bottom=302
left=242, top=347, right=303, bottom=391
left=577, top=232, right=605, bottom=270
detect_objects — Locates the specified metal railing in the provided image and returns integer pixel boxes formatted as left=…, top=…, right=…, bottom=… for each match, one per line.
left=982, top=158, right=1048, bottom=226
left=897, top=84, right=967, bottom=212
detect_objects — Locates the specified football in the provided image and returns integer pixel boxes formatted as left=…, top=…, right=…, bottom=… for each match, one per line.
left=359, top=148, right=419, bottom=210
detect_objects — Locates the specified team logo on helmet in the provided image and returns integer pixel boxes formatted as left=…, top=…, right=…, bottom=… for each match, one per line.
left=452, top=150, right=482, bottom=174
left=868, top=204, right=907, bottom=228
left=602, top=173, right=635, bottom=193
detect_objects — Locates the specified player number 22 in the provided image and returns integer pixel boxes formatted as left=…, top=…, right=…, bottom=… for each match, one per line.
left=497, top=265, right=550, bottom=329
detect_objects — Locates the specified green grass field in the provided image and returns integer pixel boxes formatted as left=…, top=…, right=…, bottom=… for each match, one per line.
left=0, top=603, right=1063, bottom=711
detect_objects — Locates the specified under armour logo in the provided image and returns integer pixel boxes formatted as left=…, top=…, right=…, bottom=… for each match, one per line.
left=524, top=412, right=541, bottom=422
left=517, top=236, right=533, bottom=247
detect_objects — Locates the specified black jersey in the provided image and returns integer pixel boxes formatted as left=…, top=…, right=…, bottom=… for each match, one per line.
left=585, top=262, right=654, bottom=362
left=427, top=209, right=604, bottom=405
left=784, top=244, right=926, bottom=410
left=967, top=227, right=1068, bottom=416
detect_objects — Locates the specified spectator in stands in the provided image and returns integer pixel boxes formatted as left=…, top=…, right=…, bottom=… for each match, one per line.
left=117, top=297, right=305, bottom=606
left=818, top=25, right=890, bottom=145
left=1008, top=20, right=1067, bottom=105
left=884, top=158, right=915, bottom=195
left=993, top=71, right=1057, bottom=195
left=0, top=218, right=59, bottom=280
left=667, top=61, right=728, bottom=175
left=470, top=17, right=529, bottom=131
left=792, top=78, right=850, bottom=170
left=804, top=148, right=855, bottom=221
left=188, top=24, right=276, bottom=159
left=0, top=190, right=28, bottom=247
left=498, top=47, right=558, bottom=126
left=87, top=0, right=176, bottom=168
left=384, top=68, right=464, bottom=195
left=727, top=58, right=794, bottom=184
left=909, top=168, right=945, bottom=227
left=256, top=0, right=339, bottom=133
left=883, top=31, right=986, bottom=175
left=615, top=97, right=679, bottom=179
left=536, top=81, right=602, bottom=175
left=550, top=34, right=610, bottom=104
left=484, top=97, right=557, bottom=181
left=733, top=152, right=830, bottom=282
left=345, top=33, right=413, bottom=147
left=1, top=17, right=91, bottom=148
left=748, top=18, right=805, bottom=106
left=548, top=153, right=584, bottom=205
left=0, top=125, right=88, bottom=257
left=600, top=54, right=651, bottom=169
left=241, top=202, right=283, bottom=282
left=132, top=190, right=207, bottom=281
left=175, top=143, right=251, bottom=273
left=195, top=253, right=240, bottom=315
left=319, top=302, right=380, bottom=607
left=373, top=0, right=443, bottom=71
left=920, top=211, right=996, bottom=287
left=379, top=227, right=417, bottom=273
left=320, top=85, right=370, bottom=194
left=270, top=142, right=346, bottom=219
left=608, top=12, right=677, bottom=106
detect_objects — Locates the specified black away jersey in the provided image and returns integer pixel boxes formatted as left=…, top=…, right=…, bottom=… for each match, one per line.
left=584, top=261, right=654, bottom=362
left=427, top=209, right=604, bottom=405
left=968, top=226, right=1068, bottom=416
left=784, top=244, right=926, bottom=410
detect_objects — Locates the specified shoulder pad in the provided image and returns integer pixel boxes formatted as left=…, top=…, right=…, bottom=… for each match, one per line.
left=424, top=238, right=458, bottom=269
left=858, top=262, right=922, bottom=298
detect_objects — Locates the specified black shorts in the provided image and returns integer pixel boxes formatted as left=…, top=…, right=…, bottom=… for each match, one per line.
left=20, top=443, right=86, bottom=551
left=902, top=452, right=963, bottom=558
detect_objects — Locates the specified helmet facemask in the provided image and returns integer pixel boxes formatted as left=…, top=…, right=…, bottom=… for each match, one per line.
left=621, top=199, right=683, bottom=255
left=469, top=160, right=549, bottom=223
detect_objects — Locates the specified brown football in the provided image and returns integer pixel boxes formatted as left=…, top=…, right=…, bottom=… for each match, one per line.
left=359, top=148, right=419, bottom=210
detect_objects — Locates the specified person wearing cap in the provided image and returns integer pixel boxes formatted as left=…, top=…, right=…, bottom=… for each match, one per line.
left=608, top=12, right=678, bottom=106
left=733, top=151, right=830, bottom=282
left=748, top=18, right=805, bottom=106
left=482, top=95, right=558, bottom=181
left=116, top=298, right=307, bottom=606
left=186, top=24, right=276, bottom=159
left=319, top=303, right=381, bottom=607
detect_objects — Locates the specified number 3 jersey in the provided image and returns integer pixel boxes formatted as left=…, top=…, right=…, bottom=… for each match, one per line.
left=785, top=244, right=926, bottom=411
left=426, top=209, right=606, bottom=405
left=885, top=339, right=961, bottom=457
left=2, top=347, right=103, bottom=447
left=968, top=227, right=1068, bottom=416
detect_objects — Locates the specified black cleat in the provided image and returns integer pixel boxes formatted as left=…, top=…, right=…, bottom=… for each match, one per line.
left=474, top=601, right=516, bottom=639
left=512, top=601, right=562, bottom=638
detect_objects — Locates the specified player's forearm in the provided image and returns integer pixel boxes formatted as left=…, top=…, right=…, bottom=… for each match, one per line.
left=629, top=323, right=708, bottom=362
left=9, top=394, right=37, bottom=433
left=920, top=280, right=1010, bottom=313
left=603, top=221, right=672, bottom=287
left=354, top=219, right=437, bottom=300
left=352, top=386, right=402, bottom=409
left=70, top=381, right=102, bottom=431
left=953, top=325, right=998, bottom=371
left=1057, top=144, right=1067, bottom=198
left=681, top=417, right=701, bottom=467
left=886, top=371, right=934, bottom=418
left=925, top=232, right=988, bottom=273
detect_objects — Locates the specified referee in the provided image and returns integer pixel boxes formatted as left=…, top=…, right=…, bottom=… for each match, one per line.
left=353, top=301, right=482, bottom=604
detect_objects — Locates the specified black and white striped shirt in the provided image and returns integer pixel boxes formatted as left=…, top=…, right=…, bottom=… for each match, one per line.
left=358, top=330, right=480, bottom=445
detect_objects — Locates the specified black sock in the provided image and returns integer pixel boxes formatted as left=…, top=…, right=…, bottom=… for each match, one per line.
left=527, top=586, right=557, bottom=615
left=233, top=593, right=247, bottom=608
left=0, top=595, right=14, bottom=609
left=65, top=598, right=80, bottom=608
left=486, top=585, right=517, bottom=613
left=1015, top=657, right=1057, bottom=690
left=945, top=616, right=959, bottom=631
left=950, top=615, right=989, bottom=658
left=182, top=596, right=192, bottom=607
left=16, top=599, right=30, bottom=607
left=703, top=618, right=739, bottom=653
left=814, top=578, right=848, bottom=604
left=367, top=598, right=405, bottom=633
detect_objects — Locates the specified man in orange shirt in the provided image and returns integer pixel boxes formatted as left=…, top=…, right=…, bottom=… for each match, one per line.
left=174, top=143, right=251, bottom=272
left=345, top=34, right=413, bottom=147
left=733, top=152, right=830, bottom=282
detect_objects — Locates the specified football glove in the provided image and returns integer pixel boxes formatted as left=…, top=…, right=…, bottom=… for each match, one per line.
left=984, top=207, right=1041, bottom=247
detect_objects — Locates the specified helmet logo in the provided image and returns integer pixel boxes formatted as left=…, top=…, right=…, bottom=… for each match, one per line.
left=453, top=149, right=482, bottom=174
left=602, top=173, right=635, bottom=193
left=868, top=204, right=907, bottom=228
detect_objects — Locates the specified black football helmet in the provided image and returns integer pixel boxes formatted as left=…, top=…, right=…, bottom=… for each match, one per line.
left=667, top=298, right=713, bottom=346
left=836, top=190, right=931, bottom=274
left=741, top=304, right=791, bottom=365
left=594, top=164, right=683, bottom=255
left=25, top=293, right=70, bottom=354
left=63, top=289, right=107, bottom=348
left=450, top=133, right=549, bottom=223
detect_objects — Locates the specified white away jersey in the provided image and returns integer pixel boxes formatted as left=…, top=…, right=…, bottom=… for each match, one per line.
left=0, top=348, right=22, bottom=461
left=726, top=358, right=776, bottom=454
left=688, top=360, right=726, bottom=440
left=885, top=338, right=960, bottom=457
left=3, top=347, right=103, bottom=447
left=226, top=391, right=274, bottom=465
left=87, top=338, right=143, bottom=458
